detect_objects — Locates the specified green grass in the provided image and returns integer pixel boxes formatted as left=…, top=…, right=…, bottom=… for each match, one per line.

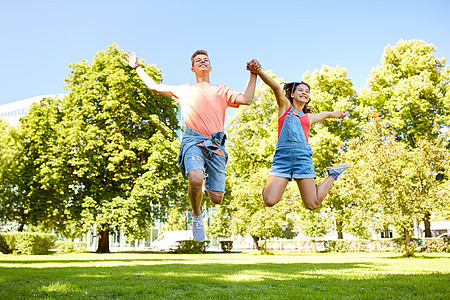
left=0, top=251, right=449, bottom=299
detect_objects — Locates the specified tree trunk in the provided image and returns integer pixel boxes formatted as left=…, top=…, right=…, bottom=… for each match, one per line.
left=96, top=229, right=110, bottom=253
left=336, top=220, right=344, bottom=239
left=423, top=212, right=431, bottom=237
left=251, top=236, right=260, bottom=250
left=404, top=228, right=413, bottom=257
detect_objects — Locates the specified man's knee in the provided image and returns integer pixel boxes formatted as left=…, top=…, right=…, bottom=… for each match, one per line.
left=208, top=190, right=223, bottom=204
left=188, top=170, right=204, bottom=188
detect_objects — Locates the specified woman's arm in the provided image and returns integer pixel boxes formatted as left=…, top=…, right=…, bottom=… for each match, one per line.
left=308, top=110, right=348, bottom=125
left=247, top=60, right=290, bottom=113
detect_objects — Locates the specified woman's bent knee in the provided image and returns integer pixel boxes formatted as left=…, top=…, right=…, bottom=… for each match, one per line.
left=262, top=192, right=277, bottom=207
left=304, top=201, right=319, bottom=210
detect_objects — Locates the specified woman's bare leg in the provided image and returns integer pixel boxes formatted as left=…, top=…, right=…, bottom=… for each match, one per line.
left=296, top=177, right=335, bottom=210
left=262, top=176, right=290, bottom=207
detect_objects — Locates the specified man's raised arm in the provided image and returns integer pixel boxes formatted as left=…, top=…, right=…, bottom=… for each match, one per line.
left=125, top=50, right=175, bottom=98
left=234, top=59, right=261, bottom=106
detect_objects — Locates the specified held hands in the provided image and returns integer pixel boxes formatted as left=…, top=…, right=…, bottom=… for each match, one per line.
left=125, top=50, right=140, bottom=69
left=247, top=59, right=261, bottom=74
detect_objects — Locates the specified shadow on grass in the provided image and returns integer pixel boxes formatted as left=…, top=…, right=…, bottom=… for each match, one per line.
left=0, top=258, right=449, bottom=299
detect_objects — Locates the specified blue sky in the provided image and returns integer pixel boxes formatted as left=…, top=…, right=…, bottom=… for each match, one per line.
left=1, top=0, right=449, bottom=109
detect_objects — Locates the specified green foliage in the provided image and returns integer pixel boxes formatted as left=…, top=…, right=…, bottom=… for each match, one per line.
left=220, top=241, right=233, bottom=252
left=0, top=44, right=186, bottom=252
left=226, top=71, right=279, bottom=174
left=326, top=240, right=370, bottom=252
left=0, top=232, right=55, bottom=255
left=297, top=208, right=328, bottom=238
left=209, top=205, right=232, bottom=238
left=60, top=44, right=184, bottom=244
left=161, top=207, right=187, bottom=232
left=0, top=233, right=12, bottom=254
left=0, top=98, right=68, bottom=231
left=358, top=39, right=450, bottom=148
left=339, top=114, right=450, bottom=255
left=281, top=219, right=296, bottom=239
left=419, top=237, right=449, bottom=253
left=171, top=240, right=209, bottom=253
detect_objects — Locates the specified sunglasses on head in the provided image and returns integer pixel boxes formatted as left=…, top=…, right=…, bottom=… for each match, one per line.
left=290, top=81, right=309, bottom=94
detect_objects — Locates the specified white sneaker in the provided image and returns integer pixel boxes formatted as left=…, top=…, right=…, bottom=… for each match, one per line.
left=192, top=215, right=205, bottom=242
left=326, top=164, right=350, bottom=179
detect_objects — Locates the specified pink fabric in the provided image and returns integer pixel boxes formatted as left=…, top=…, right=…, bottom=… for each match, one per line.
left=278, top=106, right=311, bottom=143
left=171, top=82, right=241, bottom=137
left=171, top=82, right=242, bottom=156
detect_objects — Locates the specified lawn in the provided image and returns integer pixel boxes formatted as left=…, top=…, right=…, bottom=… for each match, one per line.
left=0, top=251, right=448, bottom=299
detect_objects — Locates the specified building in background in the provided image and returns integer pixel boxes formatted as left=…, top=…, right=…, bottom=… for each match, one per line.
left=0, top=94, right=65, bottom=126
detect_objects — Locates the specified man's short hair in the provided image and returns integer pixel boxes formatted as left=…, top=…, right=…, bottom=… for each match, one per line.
left=191, top=50, right=209, bottom=66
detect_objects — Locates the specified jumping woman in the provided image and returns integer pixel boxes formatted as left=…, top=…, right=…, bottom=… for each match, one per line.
left=247, top=61, right=349, bottom=210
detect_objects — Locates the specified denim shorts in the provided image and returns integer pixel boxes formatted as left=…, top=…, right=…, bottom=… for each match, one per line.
left=269, top=144, right=316, bottom=180
left=183, top=145, right=227, bottom=192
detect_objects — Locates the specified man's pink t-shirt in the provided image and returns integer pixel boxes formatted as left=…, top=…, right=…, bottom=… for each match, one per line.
left=171, top=82, right=242, bottom=155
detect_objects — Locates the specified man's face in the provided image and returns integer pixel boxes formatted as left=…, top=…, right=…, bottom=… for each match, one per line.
left=191, top=54, right=212, bottom=73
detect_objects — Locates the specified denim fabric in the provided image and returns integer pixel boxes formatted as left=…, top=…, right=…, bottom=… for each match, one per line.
left=178, top=127, right=228, bottom=182
left=269, top=107, right=316, bottom=180
left=183, top=144, right=227, bottom=192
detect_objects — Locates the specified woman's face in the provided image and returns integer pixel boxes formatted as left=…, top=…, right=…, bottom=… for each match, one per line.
left=291, top=83, right=310, bottom=103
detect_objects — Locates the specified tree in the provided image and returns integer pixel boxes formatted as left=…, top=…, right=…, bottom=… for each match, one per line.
left=297, top=208, right=329, bottom=251
left=358, top=39, right=450, bottom=237
left=340, top=115, right=450, bottom=256
left=0, top=119, right=21, bottom=228
left=358, top=39, right=450, bottom=148
left=59, top=44, right=184, bottom=252
left=0, top=97, right=69, bottom=231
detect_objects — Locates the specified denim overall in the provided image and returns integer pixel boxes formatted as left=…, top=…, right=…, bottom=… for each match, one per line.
left=269, top=106, right=316, bottom=180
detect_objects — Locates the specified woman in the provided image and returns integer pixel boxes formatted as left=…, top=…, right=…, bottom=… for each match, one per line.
left=247, top=60, right=349, bottom=210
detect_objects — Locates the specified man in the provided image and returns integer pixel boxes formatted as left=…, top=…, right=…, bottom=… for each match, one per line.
left=125, top=49, right=260, bottom=241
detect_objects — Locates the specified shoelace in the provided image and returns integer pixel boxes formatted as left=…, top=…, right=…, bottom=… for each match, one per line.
left=193, top=220, right=203, bottom=231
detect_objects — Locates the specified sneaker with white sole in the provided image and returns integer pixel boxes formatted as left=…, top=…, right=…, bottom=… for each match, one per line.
left=192, top=214, right=205, bottom=242
left=326, top=164, right=350, bottom=179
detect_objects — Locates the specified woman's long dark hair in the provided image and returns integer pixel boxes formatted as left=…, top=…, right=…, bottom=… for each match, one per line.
left=283, top=81, right=313, bottom=113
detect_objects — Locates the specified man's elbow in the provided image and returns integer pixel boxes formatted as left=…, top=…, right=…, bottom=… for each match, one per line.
left=241, top=97, right=254, bottom=105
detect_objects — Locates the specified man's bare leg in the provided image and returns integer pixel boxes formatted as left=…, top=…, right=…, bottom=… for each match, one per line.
left=188, top=169, right=206, bottom=241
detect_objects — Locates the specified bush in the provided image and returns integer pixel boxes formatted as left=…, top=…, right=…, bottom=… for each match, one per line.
left=55, top=241, right=87, bottom=253
left=172, top=239, right=209, bottom=254
left=220, top=241, right=233, bottom=252
left=265, top=238, right=450, bottom=253
left=0, top=232, right=55, bottom=255
left=419, top=237, right=449, bottom=253
left=0, top=233, right=13, bottom=254
left=326, top=240, right=373, bottom=252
